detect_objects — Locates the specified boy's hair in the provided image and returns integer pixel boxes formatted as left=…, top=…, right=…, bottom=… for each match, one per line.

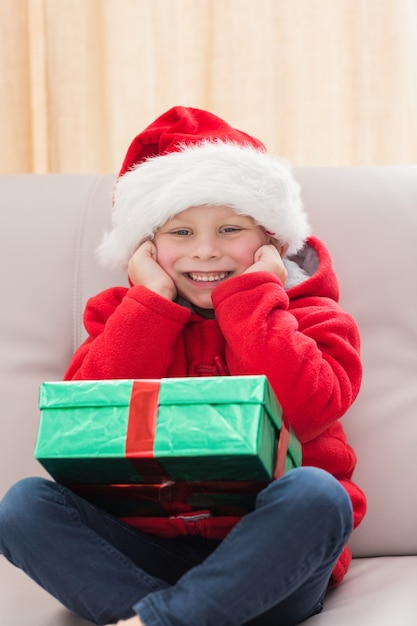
left=97, top=106, right=310, bottom=270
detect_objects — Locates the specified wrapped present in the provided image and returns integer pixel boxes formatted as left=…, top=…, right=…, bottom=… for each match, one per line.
left=68, top=480, right=266, bottom=518
left=35, top=376, right=301, bottom=486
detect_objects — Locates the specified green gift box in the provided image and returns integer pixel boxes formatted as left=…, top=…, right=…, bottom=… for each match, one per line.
left=69, top=481, right=266, bottom=518
left=35, top=376, right=301, bottom=485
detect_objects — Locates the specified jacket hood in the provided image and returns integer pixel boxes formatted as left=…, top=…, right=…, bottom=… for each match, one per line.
left=284, top=236, right=340, bottom=302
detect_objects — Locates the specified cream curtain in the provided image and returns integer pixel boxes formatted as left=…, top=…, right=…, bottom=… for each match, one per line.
left=1, top=0, right=416, bottom=173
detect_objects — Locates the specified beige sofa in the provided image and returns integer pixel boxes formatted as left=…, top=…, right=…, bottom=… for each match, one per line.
left=1, top=168, right=417, bottom=625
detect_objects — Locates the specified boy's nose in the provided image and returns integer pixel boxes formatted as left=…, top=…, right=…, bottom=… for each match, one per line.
left=191, top=235, right=221, bottom=259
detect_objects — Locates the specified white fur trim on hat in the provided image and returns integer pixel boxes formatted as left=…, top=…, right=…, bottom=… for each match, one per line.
left=97, top=140, right=310, bottom=270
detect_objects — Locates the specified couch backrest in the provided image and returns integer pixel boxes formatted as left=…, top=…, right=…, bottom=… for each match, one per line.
left=1, top=169, right=416, bottom=558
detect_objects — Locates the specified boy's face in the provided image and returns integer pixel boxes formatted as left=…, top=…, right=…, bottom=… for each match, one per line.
left=153, top=204, right=270, bottom=309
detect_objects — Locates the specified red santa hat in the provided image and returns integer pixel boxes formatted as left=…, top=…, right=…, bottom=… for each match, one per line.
left=97, top=106, right=310, bottom=269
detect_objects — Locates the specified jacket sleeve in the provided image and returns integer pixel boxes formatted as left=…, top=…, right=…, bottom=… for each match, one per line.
left=64, top=286, right=190, bottom=380
left=212, top=272, right=362, bottom=444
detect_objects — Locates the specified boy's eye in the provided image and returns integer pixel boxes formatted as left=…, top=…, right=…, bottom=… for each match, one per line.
left=221, top=226, right=241, bottom=233
left=173, top=229, right=192, bottom=236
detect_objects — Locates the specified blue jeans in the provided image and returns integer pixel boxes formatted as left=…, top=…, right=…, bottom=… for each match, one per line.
left=0, top=467, right=352, bottom=626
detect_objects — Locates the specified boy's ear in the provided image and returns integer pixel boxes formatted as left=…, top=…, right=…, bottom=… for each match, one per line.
left=269, top=240, right=289, bottom=257
left=280, top=243, right=289, bottom=257
left=263, top=228, right=288, bottom=257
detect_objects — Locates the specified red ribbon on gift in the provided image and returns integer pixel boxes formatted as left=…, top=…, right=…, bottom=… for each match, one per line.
left=273, top=417, right=291, bottom=479
left=125, top=380, right=170, bottom=481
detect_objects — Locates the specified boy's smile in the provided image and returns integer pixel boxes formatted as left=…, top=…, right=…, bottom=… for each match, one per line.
left=186, top=271, right=231, bottom=283
left=153, top=204, right=270, bottom=309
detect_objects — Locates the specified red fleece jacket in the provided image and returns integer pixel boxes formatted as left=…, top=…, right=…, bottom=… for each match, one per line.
left=65, top=236, right=366, bottom=584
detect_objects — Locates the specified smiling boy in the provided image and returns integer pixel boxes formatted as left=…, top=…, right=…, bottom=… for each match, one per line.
left=0, top=106, right=366, bottom=626
left=129, top=204, right=288, bottom=314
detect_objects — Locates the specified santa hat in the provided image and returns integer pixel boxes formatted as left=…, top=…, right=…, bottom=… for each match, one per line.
left=97, top=106, right=310, bottom=270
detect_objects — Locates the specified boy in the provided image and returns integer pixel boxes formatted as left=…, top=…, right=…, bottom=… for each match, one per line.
left=0, top=106, right=366, bottom=626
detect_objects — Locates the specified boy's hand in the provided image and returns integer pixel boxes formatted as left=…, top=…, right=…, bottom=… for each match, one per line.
left=244, top=243, right=288, bottom=285
left=128, top=240, right=177, bottom=301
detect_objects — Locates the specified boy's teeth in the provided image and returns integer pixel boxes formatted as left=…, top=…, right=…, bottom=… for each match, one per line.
left=189, top=272, right=228, bottom=282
